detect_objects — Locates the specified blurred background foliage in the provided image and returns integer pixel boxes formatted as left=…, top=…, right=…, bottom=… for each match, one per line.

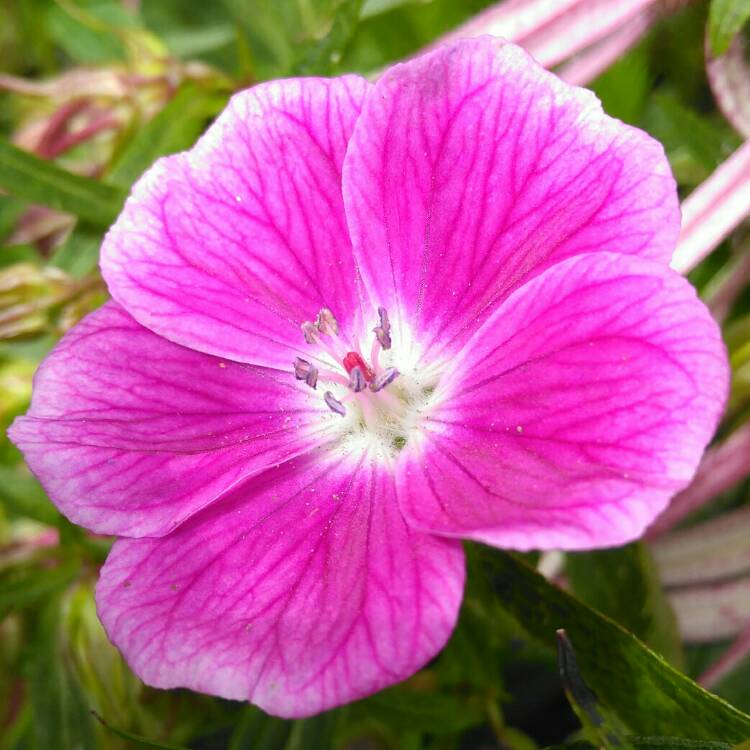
left=1, top=0, right=750, bottom=748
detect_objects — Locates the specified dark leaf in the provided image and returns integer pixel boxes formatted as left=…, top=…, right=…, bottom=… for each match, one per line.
left=478, top=548, right=750, bottom=741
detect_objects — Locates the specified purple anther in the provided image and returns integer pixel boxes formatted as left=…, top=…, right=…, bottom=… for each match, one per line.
left=378, top=307, right=391, bottom=333
left=293, top=357, right=310, bottom=379
left=373, top=306, right=392, bottom=350
left=370, top=367, right=399, bottom=393
left=301, top=321, right=320, bottom=345
left=316, top=307, right=339, bottom=336
left=349, top=366, right=367, bottom=393
left=324, top=391, right=346, bottom=417
left=293, top=358, right=318, bottom=389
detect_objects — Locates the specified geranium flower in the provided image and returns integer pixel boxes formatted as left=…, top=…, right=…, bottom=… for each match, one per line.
left=9, top=37, right=727, bottom=717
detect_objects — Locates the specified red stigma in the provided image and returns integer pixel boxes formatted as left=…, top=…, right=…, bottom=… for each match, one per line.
left=343, top=351, right=374, bottom=383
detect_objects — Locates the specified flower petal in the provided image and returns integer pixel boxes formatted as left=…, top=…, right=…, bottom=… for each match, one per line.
left=343, top=37, right=679, bottom=357
left=398, top=253, right=728, bottom=551
left=101, top=76, right=370, bottom=369
left=95, top=453, right=464, bottom=717
left=8, top=302, right=332, bottom=537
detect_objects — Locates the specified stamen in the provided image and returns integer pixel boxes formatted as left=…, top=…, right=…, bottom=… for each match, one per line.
left=373, top=306, right=392, bottom=350
left=318, top=368, right=350, bottom=387
left=293, top=357, right=318, bottom=389
left=349, top=366, right=367, bottom=392
left=301, top=321, right=320, bottom=345
left=370, top=336, right=382, bottom=373
left=370, top=367, right=399, bottom=393
left=315, top=308, right=339, bottom=336
left=324, top=391, right=346, bottom=416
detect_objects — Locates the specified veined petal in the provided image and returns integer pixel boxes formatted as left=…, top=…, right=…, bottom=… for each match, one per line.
left=398, top=253, right=728, bottom=551
left=8, top=302, right=333, bottom=537
left=101, top=76, right=370, bottom=369
left=95, top=453, right=464, bottom=717
left=343, top=37, right=679, bottom=359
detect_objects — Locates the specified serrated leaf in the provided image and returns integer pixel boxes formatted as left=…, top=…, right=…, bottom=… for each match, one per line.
left=478, top=549, right=750, bottom=741
left=709, top=0, right=750, bottom=56
left=0, top=139, right=125, bottom=227
left=567, top=543, right=683, bottom=667
left=108, top=84, right=227, bottom=187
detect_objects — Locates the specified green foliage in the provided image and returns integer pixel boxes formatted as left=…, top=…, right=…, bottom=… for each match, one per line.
left=0, top=139, right=125, bottom=227
left=567, top=543, right=684, bottom=667
left=93, top=713, right=193, bottom=750
left=709, top=0, right=750, bottom=55
left=293, top=0, right=366, bottom=75
left=27, top=597, right=98, bottom=750
left=477, top=549, right=750, bottom=742
left=2, top=0, right=750, bottom=748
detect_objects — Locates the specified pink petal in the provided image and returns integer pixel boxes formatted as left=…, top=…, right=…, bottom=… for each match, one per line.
left=95, top=454, right=464, bottom=717
left=101, top=76, right=370, bottom=369
left=398, top=253, right=728, bottom=551
left=343, top=37, right=679, bottom=357
left=8, top=302, right=332, bottom=537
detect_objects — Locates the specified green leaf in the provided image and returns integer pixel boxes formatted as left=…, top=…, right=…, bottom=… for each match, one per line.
left=557, top=630, right=632, bottom=749
left=49, top=226, right=102, bottom=278
left=45, top=0, right=132, bottom=63
left=293, top=0, right=365, bottom=75
left=162, top=24, right=236, bottom=58
left=632, top=739, right=733, bottom=750
left=709, top=0, right=750, bottom=56
left=477, top=548, right=750, bottom=741
left=284, top=712, right=339, bottom=750
left=108, top=84, right=227, bottom=188
left=0, top=465, right=60, bottom=526
left=91, top=712, right=193, bottom=750
left=647, top=93, right=739, bottom=173
left=353, top=683, right=484, bottom=734
left=27, top=598, right=97, bottom=750
left=0, top=560, right=79, bottom=619
left=567, top=543, right=683, bottom=667
left=0, top=139, right=125, bottom=227
left=0, top=196, right=27, bottom=244
left=545, top=741, right=734, bottom=750
left=591, top=44, right=651, bottom=125
left=228, top=709, right=292, bottom=750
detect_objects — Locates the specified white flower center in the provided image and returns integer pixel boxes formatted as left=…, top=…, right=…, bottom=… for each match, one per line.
left=294, top=307, right=443, bottom=463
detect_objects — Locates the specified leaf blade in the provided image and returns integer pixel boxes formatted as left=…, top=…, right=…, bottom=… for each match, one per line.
left=479, top=549, right=750, bottom=741
left=0, top=139, right=125, bottom=227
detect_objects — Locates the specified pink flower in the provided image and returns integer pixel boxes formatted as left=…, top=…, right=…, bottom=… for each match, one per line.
left=9, top=38, right=728, bottom=717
